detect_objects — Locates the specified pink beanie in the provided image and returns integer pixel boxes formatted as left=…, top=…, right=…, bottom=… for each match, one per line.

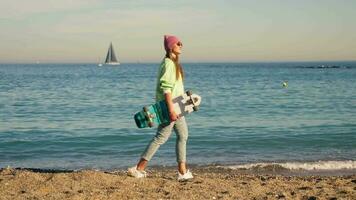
left=164, top=35, right=180, bottom=52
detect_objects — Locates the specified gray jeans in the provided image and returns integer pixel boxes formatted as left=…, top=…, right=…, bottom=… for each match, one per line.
left=141, top=117, right=189, bottom=163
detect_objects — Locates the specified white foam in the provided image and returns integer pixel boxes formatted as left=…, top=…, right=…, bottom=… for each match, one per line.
left=227, top=160, right=356, bottom=170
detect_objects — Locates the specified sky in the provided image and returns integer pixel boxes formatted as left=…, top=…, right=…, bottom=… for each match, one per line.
left=0, top=0, right=356, bottom=63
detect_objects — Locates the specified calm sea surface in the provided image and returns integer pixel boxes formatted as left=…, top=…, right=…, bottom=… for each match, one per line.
left=0, top=62, right=355, bottom=170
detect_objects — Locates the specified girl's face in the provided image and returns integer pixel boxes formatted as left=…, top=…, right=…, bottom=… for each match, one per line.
left=172, top=42, right=183, bottom=55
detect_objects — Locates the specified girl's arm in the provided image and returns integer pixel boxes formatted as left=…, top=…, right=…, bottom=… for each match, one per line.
left=164, top=92, right=178, bottom=122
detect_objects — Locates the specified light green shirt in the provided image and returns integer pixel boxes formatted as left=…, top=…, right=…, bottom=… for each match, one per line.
left=155, top=58, right=184, bottom=102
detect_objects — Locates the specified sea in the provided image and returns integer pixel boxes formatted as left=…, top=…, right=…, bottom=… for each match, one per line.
left=0, top=62, right=355, bottom=171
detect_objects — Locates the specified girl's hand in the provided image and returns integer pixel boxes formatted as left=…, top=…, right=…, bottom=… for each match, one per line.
left=164, top=92, right=178, bottom=122
left=169, top=111, right=178, bottom=122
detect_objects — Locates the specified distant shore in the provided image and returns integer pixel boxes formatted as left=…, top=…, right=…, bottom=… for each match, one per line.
left=1, top=166, right=355, bottom=200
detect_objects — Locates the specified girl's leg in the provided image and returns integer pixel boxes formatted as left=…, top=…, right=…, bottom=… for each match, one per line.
left=178, top=162, right=187, bottom=175
left=138, top=122, right=174, bottom=170
left=174, top=117, right=189, bottom=174
left=136, top=158, right=148, bottom=171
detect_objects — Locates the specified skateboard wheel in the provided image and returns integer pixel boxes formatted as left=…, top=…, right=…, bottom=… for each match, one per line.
left=193, top=106, right=199, bottom=111
left=186, top=90, right=192, bottom=96
left=148, top=122, right=154, bottom=127
left=143, top=106, right=149, bottom=112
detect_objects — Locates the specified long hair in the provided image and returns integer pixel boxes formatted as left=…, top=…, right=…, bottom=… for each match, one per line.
left=165, top=52, right=184, bottom=80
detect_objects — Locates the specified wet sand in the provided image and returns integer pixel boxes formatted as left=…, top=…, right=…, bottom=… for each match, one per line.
left=1, top=166, right=355, bottom=200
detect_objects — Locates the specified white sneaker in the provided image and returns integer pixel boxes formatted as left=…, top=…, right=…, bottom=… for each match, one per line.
left=127, top=166, right=147, bottom=178
left=178, top=169, right=193, bottom=181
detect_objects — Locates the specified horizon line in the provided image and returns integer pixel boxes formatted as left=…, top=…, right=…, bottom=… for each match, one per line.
left=1, top=60, right=356, bottom=65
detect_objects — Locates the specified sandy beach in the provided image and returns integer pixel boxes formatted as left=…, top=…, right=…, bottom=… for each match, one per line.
left=1, top=166, right=355, bottom=200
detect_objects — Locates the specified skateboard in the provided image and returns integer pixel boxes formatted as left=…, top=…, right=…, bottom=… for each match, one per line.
left=134, top=91, right=202, bottom=128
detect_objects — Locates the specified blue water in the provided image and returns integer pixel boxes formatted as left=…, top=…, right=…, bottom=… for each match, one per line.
left=1, top=62, right=355, bottom=170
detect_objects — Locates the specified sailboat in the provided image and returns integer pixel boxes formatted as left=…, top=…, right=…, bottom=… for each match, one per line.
left=101, top=42, right=120, bottom=66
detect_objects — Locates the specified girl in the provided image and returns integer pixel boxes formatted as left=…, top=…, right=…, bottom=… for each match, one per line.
left=128, top=35, right=193, bottom=181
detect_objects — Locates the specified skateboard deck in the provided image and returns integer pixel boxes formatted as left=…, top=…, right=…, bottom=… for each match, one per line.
left=134, top=91, right=202, bottom=128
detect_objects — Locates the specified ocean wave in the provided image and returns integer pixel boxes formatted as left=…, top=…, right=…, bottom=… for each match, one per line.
left=227, top=160, right=356, bottom=171
left=296, top=65, right=351, bottom=69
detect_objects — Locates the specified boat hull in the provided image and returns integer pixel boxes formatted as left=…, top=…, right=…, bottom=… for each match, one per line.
left=104, top=62, right=120, bottom=65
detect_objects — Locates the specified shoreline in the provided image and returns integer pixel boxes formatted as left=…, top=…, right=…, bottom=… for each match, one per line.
left=2, top=165, right=356, bottom=177
left=1, top=166, right=355, bottom=199
left=2, top=160, right=356, bottom=176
